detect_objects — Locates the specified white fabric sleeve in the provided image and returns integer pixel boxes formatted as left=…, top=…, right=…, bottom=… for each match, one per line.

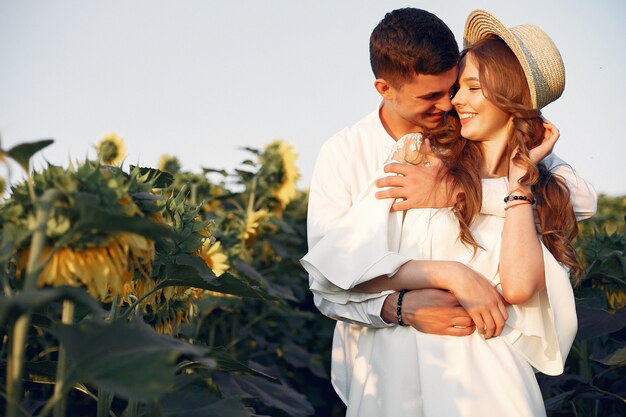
left=314, top=292, right=395, bottom=328
left=541, top=153, right=597, bottom=220
left=304, top=169, right=409, bottom=291
left=307, top=138, right=353, bottom=250
left=480, top=154, right=598, bottom=220
left=302, top=162, right=412, bottom=296
left=501, top=244, right=578, bottom=376
left=305, top=138, right=394, bottom=327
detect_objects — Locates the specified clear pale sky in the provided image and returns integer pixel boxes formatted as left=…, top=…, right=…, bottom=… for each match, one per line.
left=1, top=0, right=624, bottom=195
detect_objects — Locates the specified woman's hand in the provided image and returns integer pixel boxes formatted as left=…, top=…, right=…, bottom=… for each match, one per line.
left=356, top=260, right=509, bottom=338
left=446, top=262, right=509, bottom=339
left=529, top=118, right=560, bottom=164
left=508, top=118, right=560, bottom=189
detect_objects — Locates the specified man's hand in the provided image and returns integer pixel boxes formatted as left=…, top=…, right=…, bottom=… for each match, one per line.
left=381, top=289, right=476, bottom=336
left=375, top=138, right=455, bottom=211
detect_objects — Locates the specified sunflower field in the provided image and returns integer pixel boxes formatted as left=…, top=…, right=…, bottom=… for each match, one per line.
left=0, top=136, right=624, bottom=417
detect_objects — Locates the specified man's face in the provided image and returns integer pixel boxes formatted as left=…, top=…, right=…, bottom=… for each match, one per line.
left=380, top=67, right=457, bottom=135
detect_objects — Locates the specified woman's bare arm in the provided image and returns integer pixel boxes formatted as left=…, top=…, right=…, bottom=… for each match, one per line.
left=499, top=127, right=555, bottom=305
left=356, top=259, right=509, bottom=338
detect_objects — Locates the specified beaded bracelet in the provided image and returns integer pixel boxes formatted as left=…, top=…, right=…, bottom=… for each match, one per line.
left=503, top=194, right=536, bottom=205
left=397, top=289, right=410, bottom=326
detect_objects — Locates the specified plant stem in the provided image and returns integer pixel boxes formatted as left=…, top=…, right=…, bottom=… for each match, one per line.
left=96, top=296, right=120, bottom=417
left=225, top=311, right=269, bottom=350
left=0, top=390, right=29, bottom=417
left=1, top=264, right=12, bottom=296
left=126, top=399, right=140, bottom=417
left=6, top=314, right=31, bottom=417
left=109, top=295, right=120, bottom=321
left=190, top=183, right=198, bottom=206
left=52, top=300, right=75, bottom=417
left=119, top=285, right=158, bottom=319
left=97, top=390, right=112, bottom=417
left=6, top=189, right=62, bottom=417
left=24, top=190, right=62, bottom=290
left=246, top=176, right=257, bottom=215
left=578, top=340, right=592, bottom=380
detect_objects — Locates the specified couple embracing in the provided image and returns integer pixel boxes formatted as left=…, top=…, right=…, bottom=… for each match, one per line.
left=302, top=8, right=596, bottom=417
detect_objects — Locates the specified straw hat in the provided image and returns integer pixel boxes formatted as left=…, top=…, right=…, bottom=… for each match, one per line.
left=463, top=9, right=565, bottom=109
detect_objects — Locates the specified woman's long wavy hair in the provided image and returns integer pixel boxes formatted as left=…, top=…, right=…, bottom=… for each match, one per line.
left=424, top=36, right=582, bottom=282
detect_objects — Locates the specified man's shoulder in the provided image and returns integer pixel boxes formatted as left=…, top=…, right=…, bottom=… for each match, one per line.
left=324, top=109, right=383, bottom=151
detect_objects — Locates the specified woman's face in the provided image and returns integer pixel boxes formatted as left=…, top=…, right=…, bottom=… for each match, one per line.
left=452, top=54, right=511, bottom=144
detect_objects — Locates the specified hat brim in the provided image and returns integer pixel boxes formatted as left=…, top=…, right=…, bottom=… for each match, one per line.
left=463, top=9, right=539, bottom=108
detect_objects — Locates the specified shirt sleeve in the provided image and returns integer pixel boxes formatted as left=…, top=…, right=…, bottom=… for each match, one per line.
left=541, top=153, right=598, bottom=220
left=479, top=154, right=598, bottom=221
left=314, top=292, right=395, bottom=328
left=306, top=135, right=394, bottom=328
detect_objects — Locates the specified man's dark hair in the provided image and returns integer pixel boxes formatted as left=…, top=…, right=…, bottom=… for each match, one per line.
left=370, top=8, right=460, bottom=86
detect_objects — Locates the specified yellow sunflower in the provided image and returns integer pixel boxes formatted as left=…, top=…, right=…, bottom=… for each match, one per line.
left=157, top=154, right=181, bottom=174
left=96, top=132, right=127, bottom=165
left=198, top=239, right=229, bottom=277
left=608, top=290, right=626, bottom=311
left=240, top=209, right=269, bottom=243
left=267, top=140, right=299, bottom=209
left=595, top=283, right=626, bottom=311
left=25, top=232, right=154, bottom=301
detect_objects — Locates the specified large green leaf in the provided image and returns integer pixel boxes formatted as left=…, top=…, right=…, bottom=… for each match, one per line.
left=593, top=345, right=626, bottom=366
left=0, top=360, right=58, bottom=385
left=0, top=286, right=105, bottom=326
left=0, top=221, right=32, bottom=262
left=201, top=167, right=228, bottom=176
left=131, top=166, right=175, bottom=189
left=6, top=139, right=54, bottom=172
left=204, top=347, right=277, bottom=382
left=152, top=374, right=253, bottom=417
left=25, top=360, right=58, bottom=384
left=174, top=253, right=218, bottom=283
left=156, top=265, right=276, bottom=301
left=214, top=373, right=315, bottom=417
left=543, top=389, right=577, bottom=411
left=576, top=304, right=626, bottom=339
left=73, top=197, right=178, bottom=242
left=233, top=260, right=296, bottom=302
left=50, top=318, right=216, bottom=401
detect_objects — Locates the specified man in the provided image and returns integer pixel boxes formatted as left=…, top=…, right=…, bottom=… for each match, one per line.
left=307, top=8, right=596, bottom=336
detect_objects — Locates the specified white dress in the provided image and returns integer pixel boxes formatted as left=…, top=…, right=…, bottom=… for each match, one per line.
left=301, top=135, right=577, bottom=417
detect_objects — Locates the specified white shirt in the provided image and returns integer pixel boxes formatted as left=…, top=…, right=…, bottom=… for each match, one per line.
left=307, top=107, right=598, bottom=327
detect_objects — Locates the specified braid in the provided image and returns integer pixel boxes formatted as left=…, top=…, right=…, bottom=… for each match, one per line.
left=498, top=95, right=582, bottom=282
left=534, top=166, right=583, bottom=283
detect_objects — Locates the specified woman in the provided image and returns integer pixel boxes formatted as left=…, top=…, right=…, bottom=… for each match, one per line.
left=302, top=10, right=580, bottom=417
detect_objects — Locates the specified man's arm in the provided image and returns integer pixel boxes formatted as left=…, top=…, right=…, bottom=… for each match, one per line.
left=381, top=290, right=476, bottom=336
left=377, top=122, right=596, bottom=217
left=541, top=154, right=597, bottom=220
left=376, top=152, right=596, bottom=219
left=307, top=138, right=393, bottom=328
left=307, top=137, right=475, bottom=334
left=534, top=121, right=597, bottom=220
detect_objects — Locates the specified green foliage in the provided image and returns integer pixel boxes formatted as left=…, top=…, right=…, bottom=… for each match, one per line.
left=50, top=318, right=213, bottom=401
left=579, top=194, right=625, bottom=237
left=6, top=137, right=622, bottom=417
left=538, top=208, right=626, bottom=416
left=0, top=139, right=336, bottom=417
left=3, top=138, right=54, bottom=172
